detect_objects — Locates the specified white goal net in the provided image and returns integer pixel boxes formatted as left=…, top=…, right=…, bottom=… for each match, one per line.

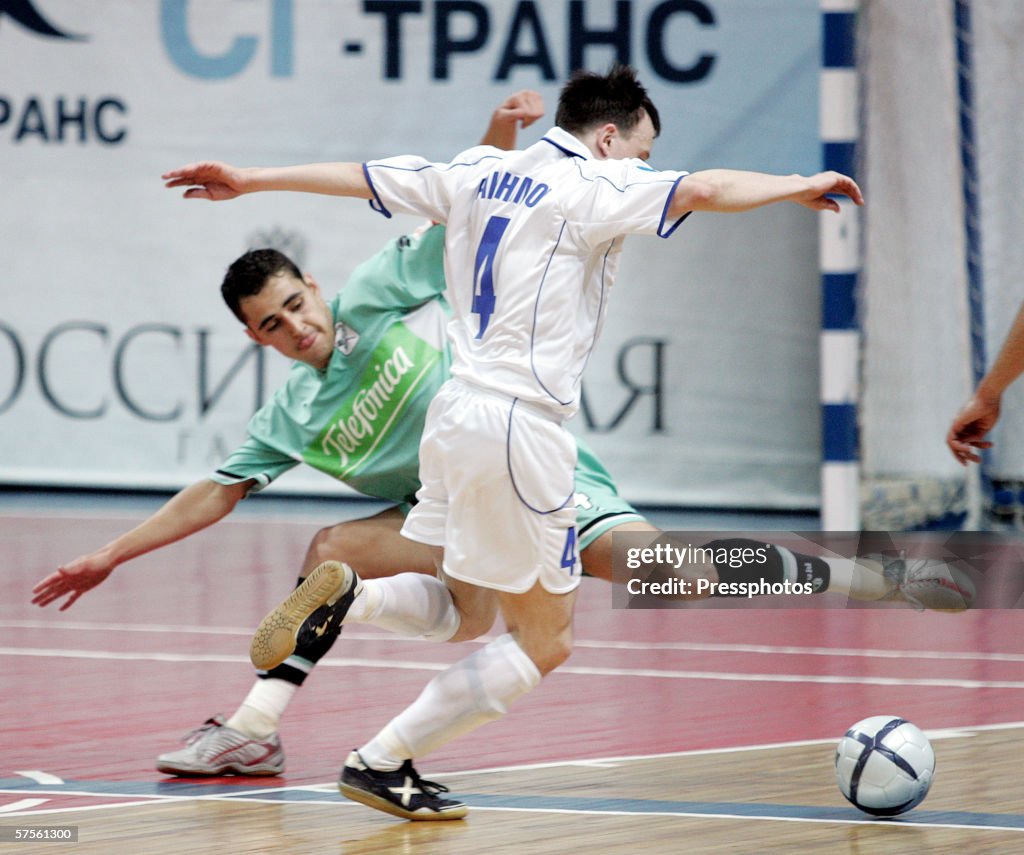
left=858, top=0, right=1024, bottom=530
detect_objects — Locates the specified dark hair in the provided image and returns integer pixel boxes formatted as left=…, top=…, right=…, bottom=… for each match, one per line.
left=221, top=248, right=303, bottom=324
left=555, top=64, right=660, bottom=138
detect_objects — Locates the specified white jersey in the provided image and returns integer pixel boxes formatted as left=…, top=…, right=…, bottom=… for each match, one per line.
left=363, top=126, right=689, bottom=418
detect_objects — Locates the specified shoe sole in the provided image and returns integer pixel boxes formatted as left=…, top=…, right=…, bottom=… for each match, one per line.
left=250, top=561, right=352, bottom=670
left=156, top=762, right=284, bottom=777
left=339, top=781, right=468, bottom=821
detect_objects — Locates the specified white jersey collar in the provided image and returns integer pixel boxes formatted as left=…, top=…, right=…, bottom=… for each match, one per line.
left=540, top=126, right=593, bottom=160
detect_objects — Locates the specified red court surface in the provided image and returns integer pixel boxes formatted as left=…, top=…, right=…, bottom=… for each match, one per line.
left=1, top=503, right=1022, bottom=851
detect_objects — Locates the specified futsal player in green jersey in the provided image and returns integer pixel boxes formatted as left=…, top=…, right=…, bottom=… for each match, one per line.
left=32, top=91, right=972, bottom=779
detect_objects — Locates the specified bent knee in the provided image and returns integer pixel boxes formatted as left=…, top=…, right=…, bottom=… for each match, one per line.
left=303, top=523, right=379, bottom=575
left=305, top=526, right=337, bottom=566
left=448, top=604, right=498, bottom=642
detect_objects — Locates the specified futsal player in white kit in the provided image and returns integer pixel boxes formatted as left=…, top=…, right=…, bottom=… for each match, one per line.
left=163, top=65, right=864, bottom=820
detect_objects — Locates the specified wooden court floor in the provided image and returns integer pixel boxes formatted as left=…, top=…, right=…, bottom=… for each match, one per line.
left=1, top=504, right=1023, bottom=853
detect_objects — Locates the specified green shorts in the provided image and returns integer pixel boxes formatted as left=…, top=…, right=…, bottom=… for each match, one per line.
left=573, top=436, right=646, bottom=551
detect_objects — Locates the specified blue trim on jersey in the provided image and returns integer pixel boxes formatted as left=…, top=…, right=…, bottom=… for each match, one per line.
left=369, top=154, right=504, bottom=178
left=529, top=220, right=575, bottom=407
left=362, top=163, right=392, bottom=219
left=572, top=240, right=614, bottom=389
left=506, top=399, right=574, bottom=514
left=657, top=175, right=690, bottom=238
left=364, top=154, right=505, bottom=222
left=569, top=157, right=682, bottom=196
left=542, top=135, right=587, bottom=159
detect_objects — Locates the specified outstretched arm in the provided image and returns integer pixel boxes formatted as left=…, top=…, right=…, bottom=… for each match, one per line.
left=669, top=169, right=864, bottom=218
left=162, top=161, right=372, bottom=202
left=163, top=90, right=545, bottom=200
left=31, top=479, right=250, bottom=610
left=947, top=302, right=1024, bottom=465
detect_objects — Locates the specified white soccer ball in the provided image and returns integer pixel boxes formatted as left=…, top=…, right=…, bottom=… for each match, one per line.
left=835, top=716, right=935, bottom=816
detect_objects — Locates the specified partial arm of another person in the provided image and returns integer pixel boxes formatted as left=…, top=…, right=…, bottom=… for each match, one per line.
left=32, top=478, right=251, bottom=610
left=669, top=169, right=863, bottom=219
left=478, top=89, right=544, bottom=149
left=947, top=302, right=1024, bottom=465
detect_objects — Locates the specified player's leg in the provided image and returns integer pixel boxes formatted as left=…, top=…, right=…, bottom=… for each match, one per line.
left=586, top=526, right=973, bottom=609
left=225, top=509, right=451, bottom=741
left=157, top=507, right=490, bottom=776
left=338, top=388, right=579, bottom=819
left=570, top=442, right=717, bottom=596
left=339, top=578, right=569, bottom=821
left=250, top=535, right=499, bottom=672
left=571, top=439, right=972, bottom=609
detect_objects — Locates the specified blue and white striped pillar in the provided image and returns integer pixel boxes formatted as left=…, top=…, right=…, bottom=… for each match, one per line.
left=819, top=0, right=861, bottom=531
left=954, top=0, right=990, bottom=527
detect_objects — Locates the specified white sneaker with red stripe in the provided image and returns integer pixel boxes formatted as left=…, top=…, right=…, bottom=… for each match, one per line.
left=156, top=716, right=284, bottom=776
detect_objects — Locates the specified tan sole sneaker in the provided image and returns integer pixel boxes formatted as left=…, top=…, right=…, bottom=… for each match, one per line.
left=250, top=561, right=358, bottom=670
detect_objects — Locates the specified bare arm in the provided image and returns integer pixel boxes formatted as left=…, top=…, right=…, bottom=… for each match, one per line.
left=164, top=88, right=546, bottom=201
left=32, top=478, right=251, bottom=610
left=947, top=302, right=1024, bottom=465
left=669, top=169, right=864, bottom=219
left=479, top=90, right=544, bottom=150
left=162, top=161, right=372, bottom=202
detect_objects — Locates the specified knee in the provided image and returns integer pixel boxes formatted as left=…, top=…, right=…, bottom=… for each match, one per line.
left=448, top=601, right=498, bottom=642
left=304, top=526, right=337, bottom=568
left=303, top=523, right=375, bottom=575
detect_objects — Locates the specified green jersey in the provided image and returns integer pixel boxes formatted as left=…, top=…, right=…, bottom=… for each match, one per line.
left=213, top=225, right=450, bottom=505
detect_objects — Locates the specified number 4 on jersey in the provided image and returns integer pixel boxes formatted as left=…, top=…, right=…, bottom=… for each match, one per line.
left=472, top=215, right=510, bottom=338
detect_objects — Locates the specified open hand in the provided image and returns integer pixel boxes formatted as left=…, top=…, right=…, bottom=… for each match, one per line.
left=32, top=556, right=115, bottom=610
left=162, top=161, right=247, bottom=200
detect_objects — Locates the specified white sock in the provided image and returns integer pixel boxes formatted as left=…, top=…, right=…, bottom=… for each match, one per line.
left=357, top=633, right=541, bottom=770
left=824, top=556, right=895, bottom=601
left=346, top=573, right=460, bottom=642
left=226, top=678, right=297, bottom=738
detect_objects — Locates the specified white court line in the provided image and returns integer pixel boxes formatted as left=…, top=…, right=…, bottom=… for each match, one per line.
left=0, top=507, right=350, bottom=525
left=4, top=795, right=1021, bottom=833
left=3, top=619, right=1024, bottom=664
left=14, top=771, right=64, bottom=785
left=0, top=799, right=49, bottom=813
left=429, top=719, right=1024, bottom=779
left=4, top=645, right=1024, bottom=690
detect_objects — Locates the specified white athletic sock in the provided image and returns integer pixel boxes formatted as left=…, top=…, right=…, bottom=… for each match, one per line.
left=824, top=557, right=895, bottom=601
left=357, top=633, right=541, bottom=771
left=346, top=574, right=460, bottom=642
left=772, top=546, right=894, bottom=601
left=227, top=679, right=297, bottom=738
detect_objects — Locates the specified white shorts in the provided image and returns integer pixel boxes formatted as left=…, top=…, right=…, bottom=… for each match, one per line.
left=402, top=379, right=580, bottom=595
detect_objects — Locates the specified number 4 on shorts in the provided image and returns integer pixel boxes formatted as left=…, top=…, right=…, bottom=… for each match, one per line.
left=560, top=527, right=577, bottom=575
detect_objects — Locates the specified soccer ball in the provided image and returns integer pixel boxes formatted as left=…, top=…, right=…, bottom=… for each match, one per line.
left=835, top=716, right=935, bottom=816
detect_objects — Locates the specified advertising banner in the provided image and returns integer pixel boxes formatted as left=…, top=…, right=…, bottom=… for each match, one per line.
left=1, top=0, right=820, bottom=506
